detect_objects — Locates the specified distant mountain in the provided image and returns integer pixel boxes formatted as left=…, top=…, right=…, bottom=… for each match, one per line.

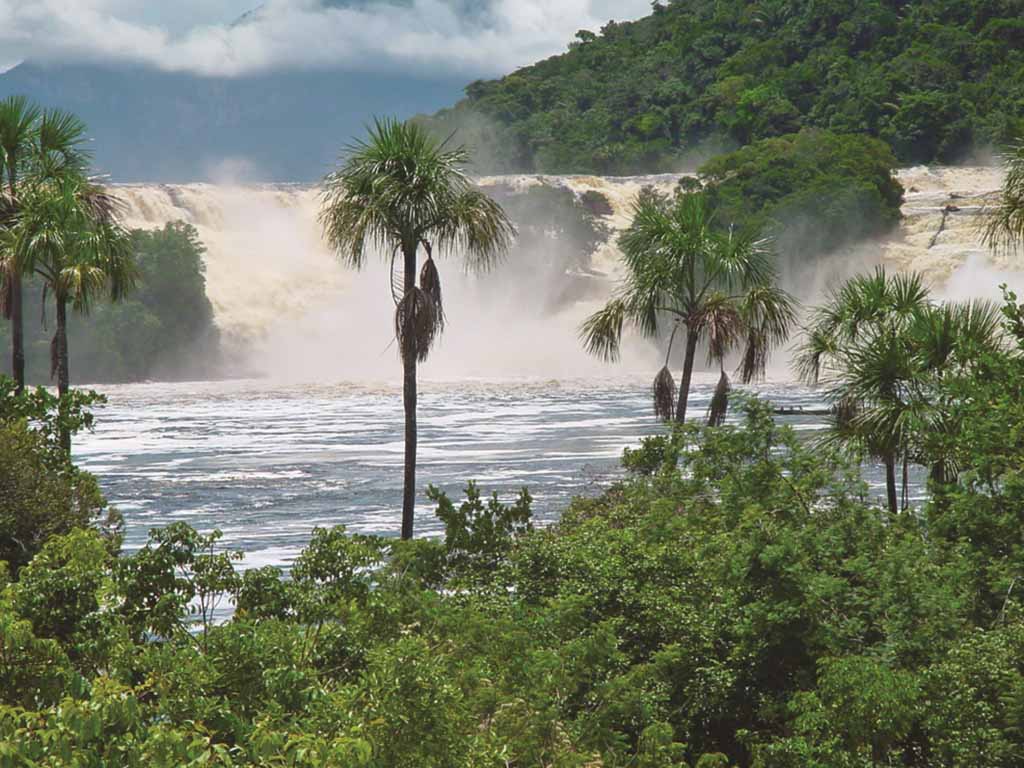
left=0, top=61, right=465, bottom=182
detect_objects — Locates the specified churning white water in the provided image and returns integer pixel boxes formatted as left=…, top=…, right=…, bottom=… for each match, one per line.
left=89, top=167, right=1014, bottom=564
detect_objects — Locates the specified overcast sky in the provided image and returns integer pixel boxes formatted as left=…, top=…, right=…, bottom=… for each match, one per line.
left=0, top=0, right=651, bottom=77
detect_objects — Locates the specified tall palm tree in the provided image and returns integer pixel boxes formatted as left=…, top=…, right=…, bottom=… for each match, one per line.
left=0, top=96, right=41, bottom=393
left=581, top=189, right=796, bottom=424
left=319, top=119, right=514, bottom=539
left=3, top=174, right=134, bottom=450
left=0, top=99, right=89, bottom=393
left=984, top=142, right=1024, bottom=253
left=795, top=268, right=1003, bottom=513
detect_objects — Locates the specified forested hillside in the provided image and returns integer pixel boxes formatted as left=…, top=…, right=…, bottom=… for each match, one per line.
left=421, top=0, right=1024, bottom=173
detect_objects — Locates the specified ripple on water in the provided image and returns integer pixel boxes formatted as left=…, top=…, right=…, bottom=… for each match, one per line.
left=75, top=377, right=887, bottom=563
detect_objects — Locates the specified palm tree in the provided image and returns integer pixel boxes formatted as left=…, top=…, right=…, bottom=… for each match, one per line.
left=581, top=189, right=796, bottom=424
left=795, top=268, right=1003, bottom=513
left=0, top=96, right=41, bottom=393
left=319, top=119, right=514, bottom=540
left=0, top=99, right=89, bottom=393
left=3, top=174, right=134, bottom=450
left=984, top=142, right=1024, bottom=253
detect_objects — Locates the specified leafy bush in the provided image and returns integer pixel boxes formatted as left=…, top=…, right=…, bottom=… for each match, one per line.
left=0, top=379, right=117, bottom=575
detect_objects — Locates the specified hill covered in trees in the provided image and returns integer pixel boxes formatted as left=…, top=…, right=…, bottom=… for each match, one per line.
left=421, top=0, right=1024, bottom=174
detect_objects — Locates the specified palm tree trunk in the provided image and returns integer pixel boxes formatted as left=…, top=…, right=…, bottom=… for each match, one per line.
left=7, top=170, right=24, bottom=393
left=901, top=455, right=909, bottom=511
left=884, top=454, right=899, bottom=514
left=675, top=328, right=699, bottom=423
left=10, top=272, right=24, bottom=392
left=55, top=295, right=70, bottom=453
left=401, top=245, right=417, bottom=540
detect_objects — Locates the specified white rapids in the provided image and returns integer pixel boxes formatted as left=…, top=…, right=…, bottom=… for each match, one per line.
left=115, top=167, right=1019, bottom=375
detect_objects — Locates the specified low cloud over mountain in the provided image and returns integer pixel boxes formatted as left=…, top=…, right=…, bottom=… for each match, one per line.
left=0, top=0, right=650, bottom=78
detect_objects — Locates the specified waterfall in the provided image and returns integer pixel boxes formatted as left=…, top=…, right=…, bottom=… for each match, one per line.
left=112, top=167, right=1017, bottom=381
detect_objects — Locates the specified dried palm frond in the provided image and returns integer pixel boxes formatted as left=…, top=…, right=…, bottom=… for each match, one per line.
left=652, top=365, right=677, bottom=421
left=707, top=368, right=731, bottom=427
left=419, top=249, right=445, bottom=332
left=394, top=286, right=439, bottom=363
left=692, top=292, right=743, bottom=364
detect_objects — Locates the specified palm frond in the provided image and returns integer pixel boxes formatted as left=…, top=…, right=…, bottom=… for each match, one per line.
left=433, top=188, right=515, bottom=272
left=653, top=365, right=677, bottom=422
left=737, top=283, right=799, bottom=383
left=419, top=249, right=445, bottom=332
left=36, top=108, right=90, bottom=175
left=707, top=368, right=731, bottom=427
left=983, top=143, right=1024, bottom=253
left=395, top=286, right=439, bottom=364
left=580, top=298, right=627, bottom=362
left=0, top=95, right=41, bottom=184
left=692, top=291, right=743, bottom=364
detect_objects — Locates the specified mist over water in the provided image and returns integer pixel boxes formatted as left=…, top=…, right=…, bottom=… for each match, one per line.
left=117, top=166, right=1021, bottom=384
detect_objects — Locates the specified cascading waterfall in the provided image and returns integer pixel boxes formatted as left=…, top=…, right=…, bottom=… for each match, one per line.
left=113, top=167, right=1017, bottom=381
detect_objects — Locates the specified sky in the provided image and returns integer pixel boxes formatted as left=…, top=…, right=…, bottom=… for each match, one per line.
left=0, top=0, right=652, bottom=78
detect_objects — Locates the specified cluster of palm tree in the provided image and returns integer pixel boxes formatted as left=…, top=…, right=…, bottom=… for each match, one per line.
left=0, top=96, right=135, bottom=450
left=581, top=188, right=797, bottom=426
left=795, top=269, right=1003, bottom=513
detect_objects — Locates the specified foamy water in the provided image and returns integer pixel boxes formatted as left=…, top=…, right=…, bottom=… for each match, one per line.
left=74, top=375, right=849, bottom=568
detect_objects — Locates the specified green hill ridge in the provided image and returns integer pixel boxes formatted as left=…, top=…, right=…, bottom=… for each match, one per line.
left=420, top=0, right=1024, bottom=174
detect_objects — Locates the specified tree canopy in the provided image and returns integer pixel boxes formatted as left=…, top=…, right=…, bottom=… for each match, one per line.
left=419, top=0, right=1024, bottom=174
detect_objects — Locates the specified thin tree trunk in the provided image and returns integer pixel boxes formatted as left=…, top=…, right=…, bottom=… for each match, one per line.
left=10, top=273, right=24, bottom=392
left=901, top=455, right=909, bottom=511
left=55, top=296, right=70, bottom=453
left=674, top=328, right=699, bottom=423
left=884, top=454, right=899, bottom=515
left=401, top=245, right=417, bottom=540
left=7, top=168, right=24, bottom=393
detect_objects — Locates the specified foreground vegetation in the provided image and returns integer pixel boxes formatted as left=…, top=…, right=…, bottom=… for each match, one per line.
left=3, top=279, right=1024, bottom=765
left=421, top=0, right=1024, bottom=173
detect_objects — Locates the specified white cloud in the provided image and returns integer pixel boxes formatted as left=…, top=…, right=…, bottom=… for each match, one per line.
left=0, top=0, right=651, bottom=78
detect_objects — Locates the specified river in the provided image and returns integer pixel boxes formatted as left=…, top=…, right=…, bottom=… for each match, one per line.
left=73, top=375, right=851, bottom=567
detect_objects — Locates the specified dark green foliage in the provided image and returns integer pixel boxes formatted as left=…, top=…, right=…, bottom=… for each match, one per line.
left=10, top=282, right=1024, bottom=764
left=0, top=377, right=116, bottom=574
left=426, top=481, right=532, bottom=578
left=699, top=130, right=904, bottom=261
left=0, top=221, right=219, bottom=383
left=419, top=0, right=1024, bottom=173
left=6, top=393, right=1024, bottom=766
